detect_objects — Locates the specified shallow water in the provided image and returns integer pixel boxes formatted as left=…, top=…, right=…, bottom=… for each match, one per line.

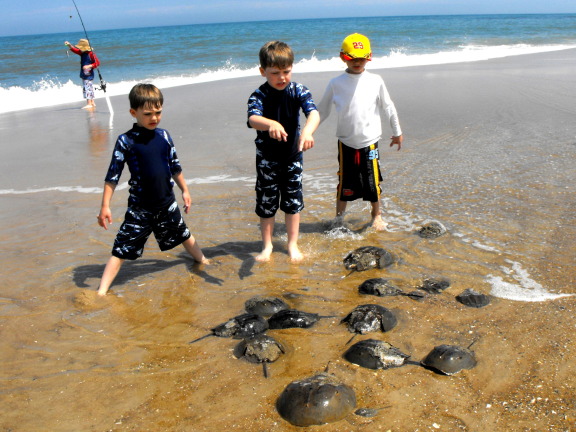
left=1, top=52, right=575, bottom=431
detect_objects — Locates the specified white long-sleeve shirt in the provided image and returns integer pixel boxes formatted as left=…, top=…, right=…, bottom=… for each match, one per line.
left=317, top=70, right=402, bottom=149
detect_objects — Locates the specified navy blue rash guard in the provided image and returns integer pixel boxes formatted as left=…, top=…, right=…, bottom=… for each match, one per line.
left=247, top=81, right=317, bottom=161
left=104, top=124, right=183, bottom=210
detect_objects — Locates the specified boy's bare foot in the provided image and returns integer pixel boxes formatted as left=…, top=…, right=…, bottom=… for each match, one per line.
left=288, top=245, right=304, bottom=263
left=371, top=215, right=388, bottom=231
left=198, top=257, right=211, bottom=265
left=97, top=288, right=108, bottom=296
left=256, top=246, right=273, bottom=262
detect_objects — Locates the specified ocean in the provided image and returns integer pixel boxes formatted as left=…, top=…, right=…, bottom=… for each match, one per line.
left=1, top=13, right=576, bottom=113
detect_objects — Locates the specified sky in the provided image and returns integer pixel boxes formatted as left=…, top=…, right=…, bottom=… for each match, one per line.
left=1, top=0, right=575, bottom=37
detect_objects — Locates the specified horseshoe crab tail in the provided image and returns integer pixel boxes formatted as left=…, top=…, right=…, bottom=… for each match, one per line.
left=263, top=362, right=269, bottom=378
left=341, top=269, right=355, bottom=279
left=467, top=338, right=480, bottom=349
left=188, top=333, right=212, bottom=344
left=345, top=333, right=358, bottom=345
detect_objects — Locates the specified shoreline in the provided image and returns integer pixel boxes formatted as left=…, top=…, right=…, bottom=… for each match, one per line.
left=2, top=45, right=576, bottom=115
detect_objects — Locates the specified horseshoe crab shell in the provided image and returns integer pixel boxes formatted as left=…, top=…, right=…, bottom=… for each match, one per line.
left=421, top=344, right=477, bottom=375
left=341, top=304, right=397, bottom=335
left=417, top=221, right=447, bottom=238
left=419, top=278, right=450, bottom=294
left=189, top=313, right=268, bottom=344
left=234, top=334, right=285, bottom=378
left=456, top=289, right=491, bottom=308
left=268, top=309, right=321, bottom=329
left=276, top=372, right=357, bottom=427
left=244, top=296, right=289, bottom=316
left=344, top=339, right=410, bottom=370
left=343, top=246, right=396, bottom=272
left=358, top=278, right=404, bottom=296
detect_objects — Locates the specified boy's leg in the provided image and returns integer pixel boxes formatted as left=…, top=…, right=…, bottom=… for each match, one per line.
left=336, top=200, right=348, bottom=218
left=154, top=201, right=209, bottom=264
left=97, top=255, right=124, bottom=296
left=82, top=80, right=96, bottom=109
left=370, top=200, right=387, bottom=231
left=256, top=217, right=275, bottom=262
left=182, top=235, right=210, bottom=264
left=285, top=212, right=303, bottom=262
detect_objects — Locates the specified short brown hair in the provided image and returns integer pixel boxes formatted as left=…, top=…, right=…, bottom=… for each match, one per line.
left=129, top=83, right=163, bottom=110
left=259, top=41, right=294, bottom=69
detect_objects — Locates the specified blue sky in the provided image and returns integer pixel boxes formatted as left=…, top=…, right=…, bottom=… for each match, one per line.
left=2, top=0, right=574, bottom=36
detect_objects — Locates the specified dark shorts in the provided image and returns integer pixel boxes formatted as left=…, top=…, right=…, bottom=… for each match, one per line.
left=112, top=201, right=191, bottom=260
left=255, top=150, right=304, bottom=218
left=337, top=141, right=383, bottom=202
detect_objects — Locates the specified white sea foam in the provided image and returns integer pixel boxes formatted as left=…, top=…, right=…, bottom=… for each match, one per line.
left=0, top=175, right=253, bottom=196
left=486, top=260, right=574, bottom=302
left=1, top=44, right=574, bottom=115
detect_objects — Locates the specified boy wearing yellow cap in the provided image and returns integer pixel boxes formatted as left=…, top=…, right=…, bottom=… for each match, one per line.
left=318, top=33, right=403, bottom=230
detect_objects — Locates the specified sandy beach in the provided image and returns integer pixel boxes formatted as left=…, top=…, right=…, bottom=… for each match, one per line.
left=1, top=49, right=575, bottom=431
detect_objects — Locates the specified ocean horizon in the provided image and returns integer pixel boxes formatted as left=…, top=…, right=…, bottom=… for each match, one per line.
left=1, top=13, right=576, bottom=114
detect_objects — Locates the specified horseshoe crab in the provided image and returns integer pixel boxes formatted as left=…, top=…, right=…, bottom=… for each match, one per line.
left=341, top=304, right=397, bottom=337
left=244, top=296, right=289, bottom=316
left=456, top=289, right=491, bottom=308
left=344, top=339, right=411, bottom=370
left=421, top=344, right=477, bottom=375
left=419, top=278, right=450, bottom=294
left=343, top=246, right=396, bottom=272
left=189, top=313, right=268, bottom=344
left=417, top=221, right=447, bottom=239
left=268, top=309, right=331, bottom=329
left=234, top=334, right=285, bottom=378
left=359, top=278, right=423, bottom=300
left=276, top=372, right=357, bottom=427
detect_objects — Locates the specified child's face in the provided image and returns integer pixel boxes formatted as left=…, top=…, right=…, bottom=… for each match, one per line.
left=260, top=65, right=292, bottom=91
left=342, top=57, right=368, bottom=74
left=130, top=104, right=163, bottom=130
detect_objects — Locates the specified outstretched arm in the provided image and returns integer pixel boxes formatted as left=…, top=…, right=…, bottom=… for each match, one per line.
left=248, top=115, right=288, bottom=142
left=97, top=182, right=116, bottom=229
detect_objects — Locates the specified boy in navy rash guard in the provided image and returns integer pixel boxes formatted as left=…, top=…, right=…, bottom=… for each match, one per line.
left=96, top=84, right=209, bottom=296
left=247, top=41, right=320, bottom=263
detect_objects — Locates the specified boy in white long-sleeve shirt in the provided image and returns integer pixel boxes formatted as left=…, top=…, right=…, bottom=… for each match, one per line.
left=318, top=33, right=403, bottom=230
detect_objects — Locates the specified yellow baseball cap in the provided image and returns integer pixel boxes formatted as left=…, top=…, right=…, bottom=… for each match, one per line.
left=341, top=33, right=372, bottom=61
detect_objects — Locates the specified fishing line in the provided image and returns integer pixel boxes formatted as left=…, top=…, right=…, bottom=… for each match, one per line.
left=70, top=0, right=114, bottom=116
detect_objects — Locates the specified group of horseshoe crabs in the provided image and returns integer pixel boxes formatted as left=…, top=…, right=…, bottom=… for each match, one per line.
left=189, top=240, right=486, bottom=427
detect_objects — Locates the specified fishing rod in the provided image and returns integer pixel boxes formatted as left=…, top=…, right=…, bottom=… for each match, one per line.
left=71, top=0, right=114, bottom=115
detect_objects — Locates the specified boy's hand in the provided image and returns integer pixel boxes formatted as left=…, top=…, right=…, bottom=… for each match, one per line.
left=182, top=191, right=192, bottom=214
left=268, top=121, right=288, bottom=142
left=298, top=134, right=315, bottom=152
left=390, top=135, right=403, bottom=151
left=97, top=207, right=112, bottom=230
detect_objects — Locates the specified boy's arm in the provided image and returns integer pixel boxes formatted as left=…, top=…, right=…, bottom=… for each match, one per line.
left=172, top=171, right=191, bottom=214
left=298, top=110, right=320, bottom=152
left=248, top=115, right=288, bottom=142
left=97, top=182, right=116, bottom=230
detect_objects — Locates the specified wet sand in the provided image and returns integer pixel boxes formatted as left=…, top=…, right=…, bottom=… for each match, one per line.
left=1, top=50, right=575, bottom=431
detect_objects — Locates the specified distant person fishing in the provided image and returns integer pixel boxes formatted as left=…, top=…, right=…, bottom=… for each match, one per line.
left=64, top=0, right=114, bottom=115
left=64, top=39, right=100, bottom=109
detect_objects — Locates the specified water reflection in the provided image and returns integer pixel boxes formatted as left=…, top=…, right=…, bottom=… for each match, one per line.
left=86, top=110, right=112, bottom=156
